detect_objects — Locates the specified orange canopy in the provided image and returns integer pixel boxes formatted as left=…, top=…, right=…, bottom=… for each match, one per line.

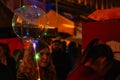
left=88, top=8, right=120, bottom=21
left=35, top=10, right=75, bottom=35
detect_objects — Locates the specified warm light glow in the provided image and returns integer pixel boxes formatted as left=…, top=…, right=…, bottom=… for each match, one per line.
left=84, top=0, right=87, bottom=6
left=37, top=77, right=40, bottom=80
left=62, top=24, right=74, bottom=28
left=78, top=0, right=82, bottom=4
left=38, top=24, right=44, bottom=29
left=17, top=16, right=23, bottom=23
left=45, top=26, right=56, bottom=29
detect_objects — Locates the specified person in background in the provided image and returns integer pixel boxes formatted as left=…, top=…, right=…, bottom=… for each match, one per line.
left=0, top=43, right=16, bottom=80
left=67, top=41, right=79, bottom=71
left=13, top=49, right=24, bottom=71
left=103, top=56, right=120, bottom=80
left=81, top=38, right=101, bottom=64
left=66, top=44, right=114, bottom=80
left=51, top=39, right=71, bottom=80
left=17, top=39, right=56, bottom=80
left=71, top=38, right=101, bottom=72
left=0, top=62, right=10, bottom=80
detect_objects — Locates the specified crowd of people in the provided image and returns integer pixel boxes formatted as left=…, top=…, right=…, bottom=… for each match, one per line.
left=0, top=38, right=120, bottom=80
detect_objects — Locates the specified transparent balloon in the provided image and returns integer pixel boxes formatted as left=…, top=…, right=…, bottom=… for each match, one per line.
left=12, top=5, right=49, bottom=39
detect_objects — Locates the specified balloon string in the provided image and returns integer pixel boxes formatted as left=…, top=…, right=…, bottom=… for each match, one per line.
left=36, top=53, right=41, bottom=80
left=33, top=42, right=41, bottom=80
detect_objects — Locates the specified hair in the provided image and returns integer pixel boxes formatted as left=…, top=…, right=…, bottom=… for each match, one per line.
left=67, top=41, right=78, bottom=59
left=81, top=38, right=101, bottom=64
left=0, top=43, right=10, bottom=65
left=17, top=39, right=56, bottom=80
left=52, top=39, right=61, bottom=44
left=83, top=44, right=114, bottom=65
left=52, top=39, right=62, bottom=52
left=68, top=41, right=78, bottom=52
left=0, top=43, right=16, bottom=80
left=83, top=38, right=100, bottom=52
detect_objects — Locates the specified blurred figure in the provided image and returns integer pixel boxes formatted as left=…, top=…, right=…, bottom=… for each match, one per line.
left=13, top=49, right=24, bottom=71
left=51, top=39, right=71, bottom=80
left=66, top=44, right=114, bottom=80
left=17, top=39, right=56, bottom=80
left=0, top=43, right=16, bottom=80
left=77, top=43, right=82, bottom=57
left=67, top=41, right=79, bottom=71
left=51, top=40, right=62, bottom=53
left=61, top=41, right=67, bottom=53
left=73, top=38, right=101, bottom=71
left=0, top=63, right=10, bottom=80
left=81, top=38, right=102, bottom=64
left=104, top=58, right=120, bottom=80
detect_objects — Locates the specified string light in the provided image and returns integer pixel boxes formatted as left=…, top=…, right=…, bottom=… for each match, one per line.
left=44, top=32, right=47, bottom=36
left=32, top=40, right=41, bottom=80
left=34, top=52, right=40, bottom=60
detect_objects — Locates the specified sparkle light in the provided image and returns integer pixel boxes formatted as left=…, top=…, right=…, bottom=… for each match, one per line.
left=35, top=52, right=40, bottom=60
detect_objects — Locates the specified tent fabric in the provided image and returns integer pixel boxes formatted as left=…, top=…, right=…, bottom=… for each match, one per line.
left=47, top=10, right=74, bottom=35
left=35, top=10, right=75, bottom=35
left=88, top=8, right=120, bottom=21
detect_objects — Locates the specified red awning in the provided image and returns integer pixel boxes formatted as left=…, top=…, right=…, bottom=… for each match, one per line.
left=88, top=8, right=120, bottom=21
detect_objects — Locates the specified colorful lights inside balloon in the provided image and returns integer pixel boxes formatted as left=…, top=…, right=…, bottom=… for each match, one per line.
left=12, top=5, right=49, bottom=80
left=12, top=5, right=49, bottom=40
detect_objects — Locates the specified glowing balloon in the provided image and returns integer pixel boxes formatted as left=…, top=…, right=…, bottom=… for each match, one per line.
left=12, top=5, right=49, bottom=39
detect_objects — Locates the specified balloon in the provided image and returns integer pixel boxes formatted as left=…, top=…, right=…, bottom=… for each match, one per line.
left=12, top=5, right=49, bottom=80
left=12, top=5, right=49, bottom=39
